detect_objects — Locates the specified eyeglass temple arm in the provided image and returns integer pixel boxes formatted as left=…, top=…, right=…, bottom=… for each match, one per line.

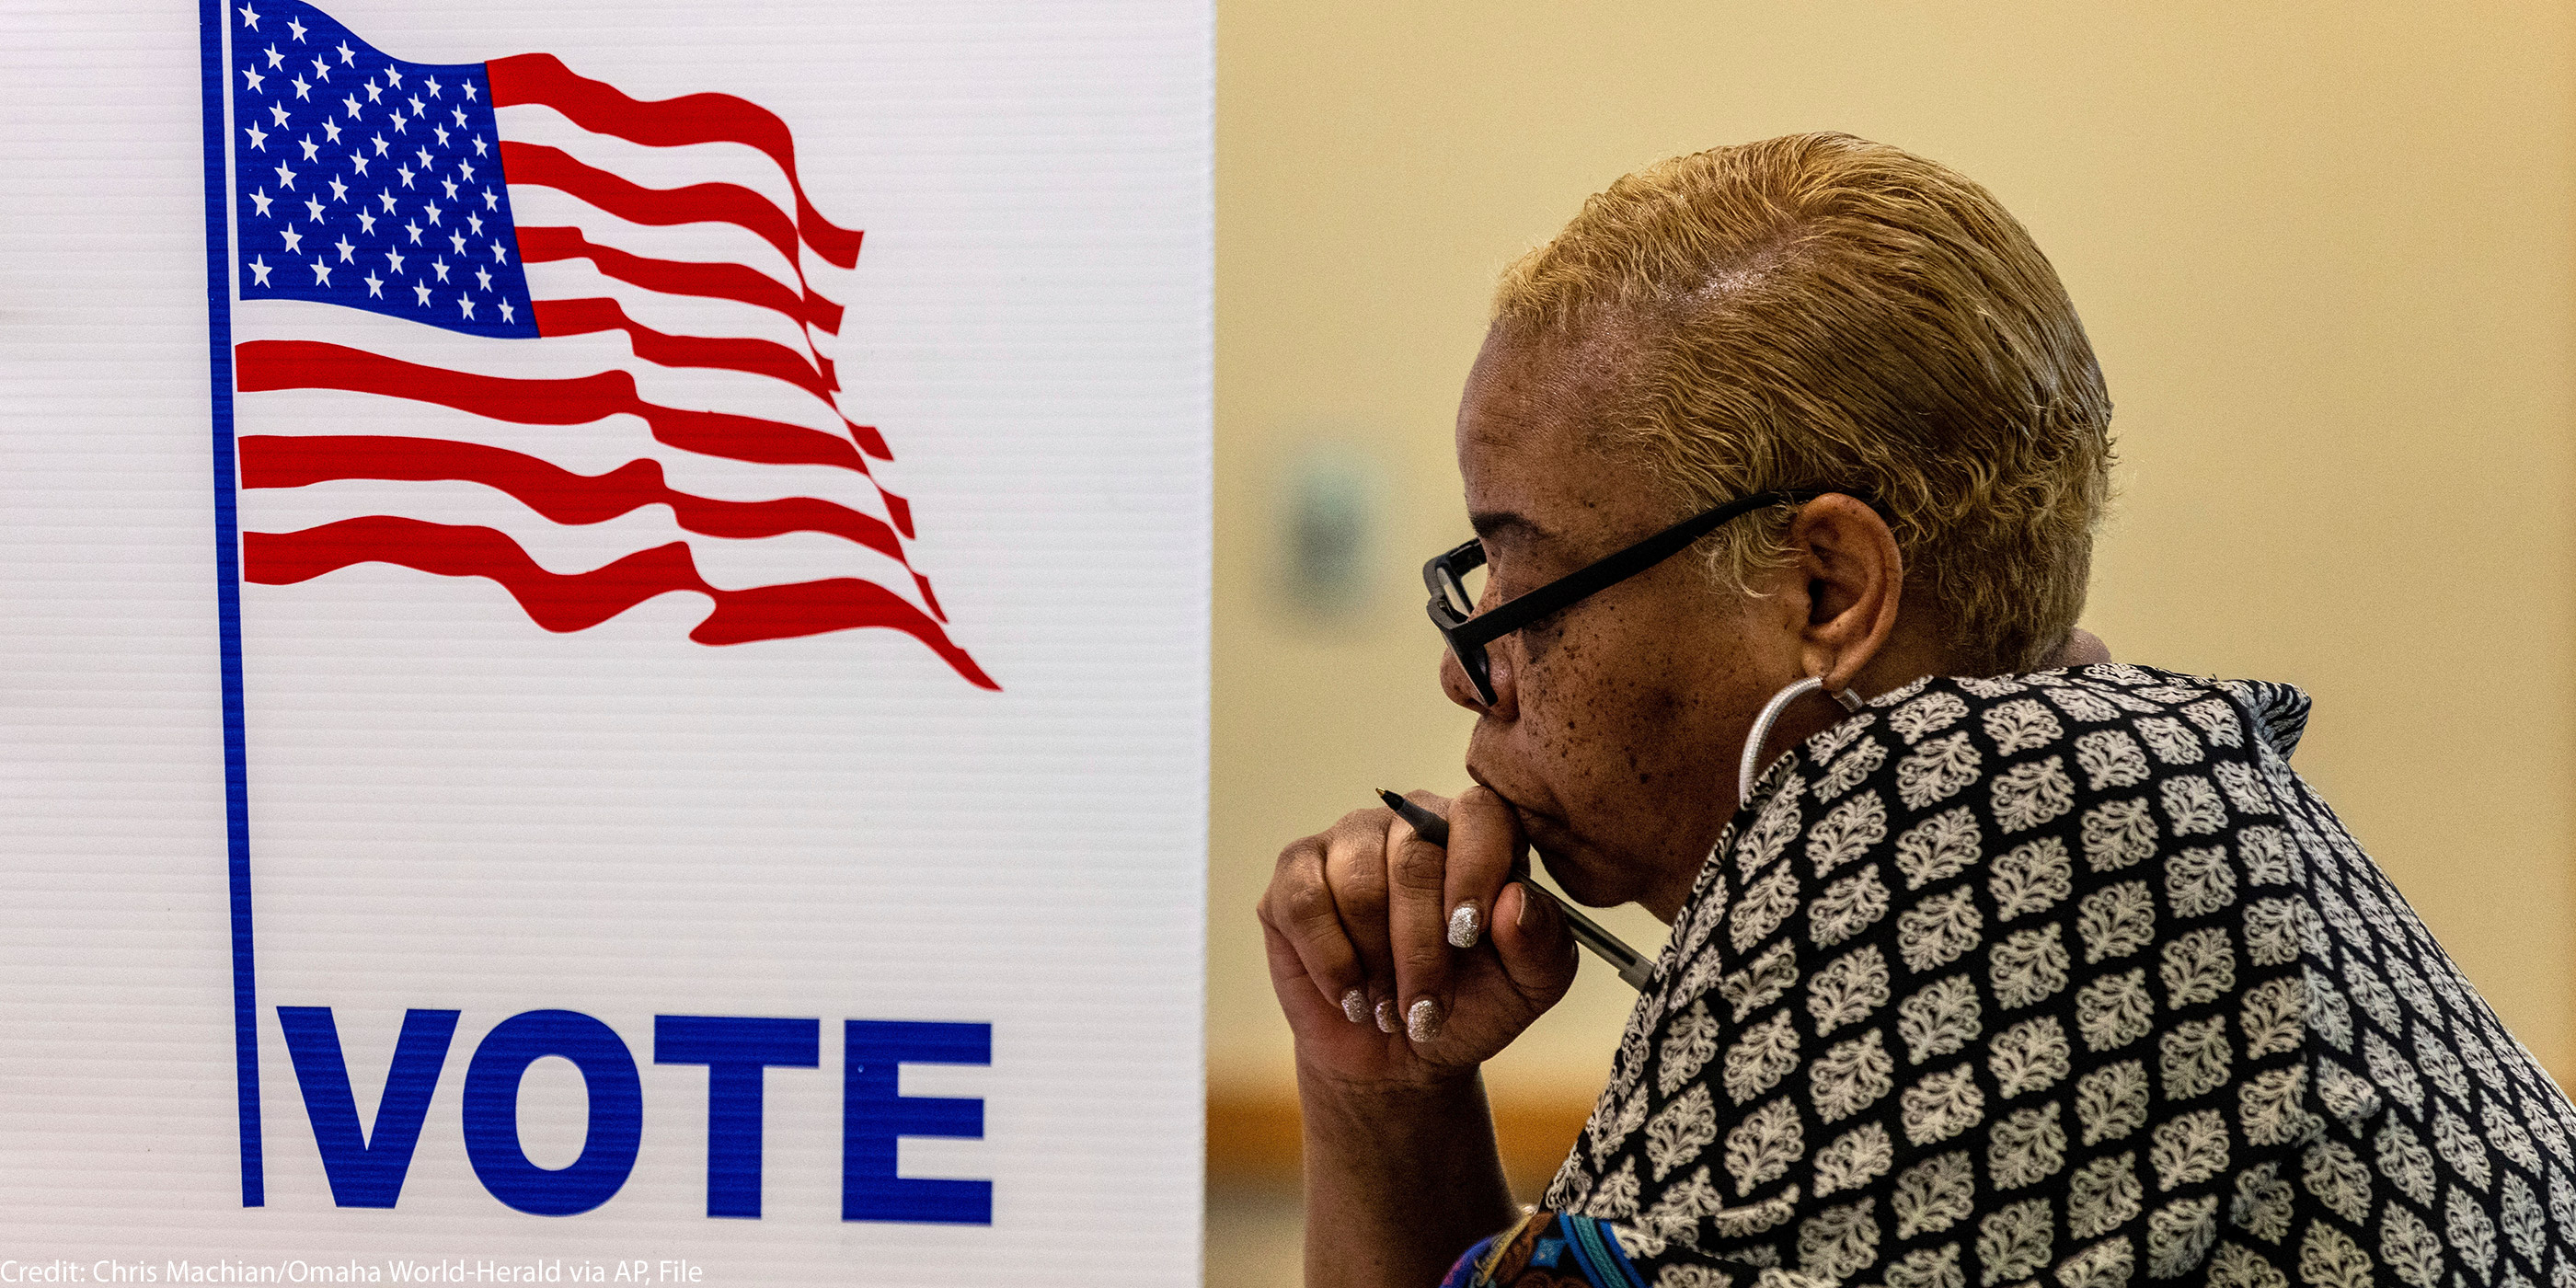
left=1446, top=490, right=1819, bottom=648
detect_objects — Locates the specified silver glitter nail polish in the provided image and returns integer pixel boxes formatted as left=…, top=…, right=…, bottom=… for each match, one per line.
left=1406, top=998, right=1441, bottom=1043
left=1341, top=987, right=1369, bottom=1024
left=1447, top=903, right=1482, bottom=949
left=1374, top=998, right=1398, bottom=1034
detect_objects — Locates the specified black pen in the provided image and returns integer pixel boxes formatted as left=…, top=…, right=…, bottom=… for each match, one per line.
left=1375, top=789, right=1654, bottom=991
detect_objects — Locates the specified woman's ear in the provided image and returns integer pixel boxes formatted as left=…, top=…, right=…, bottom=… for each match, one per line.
left=1788, top=495, right=1903, bottom=690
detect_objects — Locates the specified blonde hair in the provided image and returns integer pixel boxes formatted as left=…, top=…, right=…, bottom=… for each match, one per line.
left=1492, top=132, right=2112, bottom=672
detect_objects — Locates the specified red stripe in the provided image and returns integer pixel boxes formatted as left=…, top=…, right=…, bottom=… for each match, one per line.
left=532, top=297, right=836, bottom=398
left=239, top=435, right=906, bottom=563
left=516, top=225, right=845, bottom=335
left=245, top=517, right=995, bottom=687
left=487, top=52, right=863, bottom=270
left=500, top=142, right=799, bottom=270
left=236, top=339, right=871, bottom=475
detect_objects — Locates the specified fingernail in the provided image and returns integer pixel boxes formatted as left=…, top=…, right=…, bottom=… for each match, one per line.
left=1374, top=999, right=1398, bottom=1034
left=1341, top=988, right=1369, bottom=1024
left=1448, top=902, right=1483, bottom=949
left=1517, top=881, right=1536, bottom=931
left=1407, top=998, right=1443, bottom=1043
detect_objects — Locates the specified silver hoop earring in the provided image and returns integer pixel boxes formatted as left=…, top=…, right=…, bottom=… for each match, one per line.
left=1738, top=676, right=1865, bottom=802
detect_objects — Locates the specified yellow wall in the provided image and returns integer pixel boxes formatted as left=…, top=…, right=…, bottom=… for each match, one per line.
left=1211, top=2, right=2576, bottom=1119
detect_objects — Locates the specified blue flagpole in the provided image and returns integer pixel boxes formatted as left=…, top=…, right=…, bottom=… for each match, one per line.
left=197, top=0, right=263, bottom=1208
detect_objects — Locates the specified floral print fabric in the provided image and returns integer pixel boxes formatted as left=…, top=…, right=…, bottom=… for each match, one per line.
left=1456, top=664, right=2576, bottom=1288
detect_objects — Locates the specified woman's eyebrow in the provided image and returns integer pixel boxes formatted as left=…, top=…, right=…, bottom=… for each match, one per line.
left=1468, top=510, right=1551, bottom=545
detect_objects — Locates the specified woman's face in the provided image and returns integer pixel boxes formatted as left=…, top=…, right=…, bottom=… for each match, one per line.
left=1443, top=327, right=1811, bottom=923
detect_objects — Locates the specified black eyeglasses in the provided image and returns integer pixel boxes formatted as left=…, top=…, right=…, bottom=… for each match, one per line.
left=1423, top=489, right=1832, bottom=707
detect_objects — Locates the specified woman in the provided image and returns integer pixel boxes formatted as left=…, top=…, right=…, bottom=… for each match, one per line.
left=1259, top=134, right=2576, bottom=1287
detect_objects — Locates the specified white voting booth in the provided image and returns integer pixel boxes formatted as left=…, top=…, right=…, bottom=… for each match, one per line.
left=0, top=0, right=1210, bottom=1281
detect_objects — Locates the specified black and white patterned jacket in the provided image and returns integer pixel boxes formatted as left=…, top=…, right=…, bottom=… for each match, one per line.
left=1537, top=664, right=2576, bottom=1288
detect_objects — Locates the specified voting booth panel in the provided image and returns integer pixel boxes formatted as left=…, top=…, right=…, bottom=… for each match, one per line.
left=1, top=0, right=1210, bottom=1280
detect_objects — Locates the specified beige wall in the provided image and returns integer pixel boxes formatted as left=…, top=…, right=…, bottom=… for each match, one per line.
left=1210, top=2, right=2576, bottom=1114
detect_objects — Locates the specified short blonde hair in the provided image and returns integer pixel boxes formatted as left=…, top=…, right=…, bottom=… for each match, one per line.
left=1492, top=132, right=2112, bottom=672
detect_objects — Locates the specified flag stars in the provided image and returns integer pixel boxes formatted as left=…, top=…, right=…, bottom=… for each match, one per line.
left=334, top=236, right=355, bottom=263
left=335, top=40, right=355, bottom=65
left=242, top=122, right=268, bottom=151
left=441, top=176, right=458, bottom=200
left=403, top=220, right=422, bottom=245
left=450, top=107, right=466, bottom=127
left=310, top=258, right=331, bottom=286
left=356, top=210, right=376, bottom=235
left=448, top=230, right=466, bottom=254
left=262, top=43, right=282, bottom=69
left=385, top=246, right=405, bottom=274
left=291, top=75, right=309, bottom=100
left=466, top=212, right=483, bottom=236
left=309, top=56, right=329, bottom=82
left=297, top=134, right=319, bottom=161
left=247, top=255, right=271, bottom=285
left=321, top=119, right=342, bottom=144
left=343, top=93, right=362, bottom=120
left=433, top=124, right=451, bottom=148
left=396, top=163, right=414, bottom=189
left=348, top=151, right=369, bottom=176
left=416, top=145, right=432, bottom=168
left=425, top=75, right=442, bottom=98
left=364, top=79, right=383, bottom=103
left=247, top=188, right=273, bottom=216
left=461, top=81, right=477, bottom=102
left=371, top=132, right=389, bottom=155
left=377, top=190, right=397, bottom=213
left=303, top=194, right=325, bottom=222
left=407, top=94, right=424, bottom=117
left=457, top=158, right=474, bottom=181
left=498, top=300, right=512, bottom=323
left=363, top=271, right=383, bottom=299
left=285, top=15, right=305, bottom=40
left=457, top=294, right=475, bottom=319
left=489, top=240, right=508, bottom=264
left=412, top=282, right=431, bottom=306
left=327, top=175, right=347, bottom=202
left=268, top=102, right=291, bottom=128
left=390, top=112, right=407, bottom=135
left=474, top=265, right=492, bottom=292
left=431, top=258, right=450, bottom=283
left=279, top=226, right=302, bottom=253
left=240, top=66, right=265, bottom=93
left=237, top=3, right=259, bottom=30
left=481, top=188, right=498, bottom=212
left=272, top=161, right=296, bottom=189
left=383, top=65, right=402, bottom=88
left=424, top=201, right=443, bottom=226
left=471, top=134, right=488, bottom=157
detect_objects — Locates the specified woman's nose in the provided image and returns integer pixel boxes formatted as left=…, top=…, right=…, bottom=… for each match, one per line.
left=1438, top=644, right=1513, bottom=719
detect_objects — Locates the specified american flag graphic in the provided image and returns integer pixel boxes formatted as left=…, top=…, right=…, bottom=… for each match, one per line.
left=214, top=0, right=995, bottom=689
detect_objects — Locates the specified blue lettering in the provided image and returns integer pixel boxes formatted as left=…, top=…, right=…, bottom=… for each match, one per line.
left=651, top=1016, right=819, bottom=1219
left=275, top=1007, right=459, bottom=1209
left=461, top=1010, right=642, bottom=1216
left=840, top=1020, right=991, bottom=1225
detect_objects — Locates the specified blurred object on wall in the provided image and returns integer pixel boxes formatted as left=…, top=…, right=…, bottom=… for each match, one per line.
left=1275, top=444, right=1384, bottom=622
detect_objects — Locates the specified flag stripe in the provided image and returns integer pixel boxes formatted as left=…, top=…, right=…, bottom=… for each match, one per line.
left=487, top=52, right=864, bottom=270
left=236, top=339, right=888, bottom=475
left=239, top=434, right=907, bottom=561
left=500, top=142, right=803, bottom=276
left=244, top=517, right=994, bottom=685
left=516, top=224, right=845, bottom=334
left=531, top=296, right=835, bottom=400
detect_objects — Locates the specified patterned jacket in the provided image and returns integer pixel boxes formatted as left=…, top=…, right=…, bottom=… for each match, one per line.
left=1445, top=664, right=2576, bottom=1288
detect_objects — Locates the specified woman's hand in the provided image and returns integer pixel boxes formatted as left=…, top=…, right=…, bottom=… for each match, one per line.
left=1258, top=785, right=1579, bottom=1090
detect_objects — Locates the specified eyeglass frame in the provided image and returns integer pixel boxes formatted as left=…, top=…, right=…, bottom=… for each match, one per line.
left=1422, top=489, right=1845, bottom=707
